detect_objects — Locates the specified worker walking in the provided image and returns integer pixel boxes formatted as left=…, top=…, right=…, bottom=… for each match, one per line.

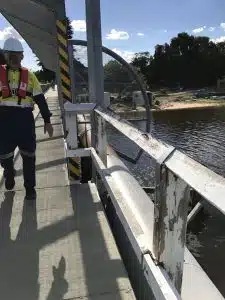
left=0, top=37, right=54, bottom=200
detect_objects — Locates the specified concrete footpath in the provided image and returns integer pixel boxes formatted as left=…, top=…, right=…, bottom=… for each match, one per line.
left=0, top=89, right=135, bottom=300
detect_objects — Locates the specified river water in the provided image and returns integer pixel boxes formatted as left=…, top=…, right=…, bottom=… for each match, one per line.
left=107, top=107, right=225, bottom=296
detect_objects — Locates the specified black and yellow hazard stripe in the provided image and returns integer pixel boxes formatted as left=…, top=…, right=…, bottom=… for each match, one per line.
left=56, top=19, right=72, bottom=103
left=68, top=157, right=81, bottom=181
left=56, top=19, right=81, bottom=181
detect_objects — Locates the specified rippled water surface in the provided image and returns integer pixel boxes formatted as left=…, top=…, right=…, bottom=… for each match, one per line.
left=107, top=107, right=225, bottom=296
left=153, top=108, right=225, bottom=177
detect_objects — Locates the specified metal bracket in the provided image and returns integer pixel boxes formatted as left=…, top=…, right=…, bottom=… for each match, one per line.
left=67, top=148, right=91, bottom=158
left=157, top=146, right=176, bottom=166
left=64, top=102, right=96, bottom=113
left=155, top=146, right=176, bottom=190
left=64, top=140, right=91, bottom=158
left=64, top=102, right=96, bottom=150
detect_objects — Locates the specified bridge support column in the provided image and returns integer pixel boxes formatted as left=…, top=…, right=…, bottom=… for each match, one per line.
left=56, top=19, right=81, bottom=182
left=85, top=0, right=107, bottom=168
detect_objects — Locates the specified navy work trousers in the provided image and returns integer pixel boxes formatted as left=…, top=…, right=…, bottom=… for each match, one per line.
left=0, top=107, right=36, bottom=189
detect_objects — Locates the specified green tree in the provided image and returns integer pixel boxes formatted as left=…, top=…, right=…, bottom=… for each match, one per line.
left=35, top=67, right=56, bottom=83
left=104, top=60, right=131, bottom=82
left=104, top=60, right=132, bottom=93
left=103, top=59, right=147, bottom=94
left=132, top=32, right=225, bottom=89
left=132, top=52, right=152, bottom=85
left=65, top=16, right=73, bottom=39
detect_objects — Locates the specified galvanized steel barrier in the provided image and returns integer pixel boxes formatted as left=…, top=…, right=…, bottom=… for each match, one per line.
left=95, top=106, right=225, bottom=290
left=64, top=102, right=225, bottom=299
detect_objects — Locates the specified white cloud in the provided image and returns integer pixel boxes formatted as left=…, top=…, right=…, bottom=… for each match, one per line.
left=0, top=26, right=24, bottom=42
left=106, top=29, right=129, bottom=40
left=73, top=45, right=88, bottom=66
left=71, top=20, right=86, bottom=32
left=74, top=46, right=135, bottom=65
left=211, top=36, right=225, bottom=43
left=220, top=23, right=225, bottom=30
left=23, top=49, right=39, bottom=71
left=0, top=26, right=38, bottom=69
left=112, top=48, right=134, bottom=62
left=208, top=27, right=215, bottom=32
left=192, top=26, right=206, bottom=34
left=73, top=46, right=135, bottom=67
left=137, top=32, right=144, bottom=36
left=164, top=29, right=168, bottom=33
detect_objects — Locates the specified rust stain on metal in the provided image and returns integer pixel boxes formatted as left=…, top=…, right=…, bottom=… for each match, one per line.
left=178, top=185, right=190, bottom=249
left=175, top=263, right=183, bottom=292
left=169, top=216, right=176, bottom=231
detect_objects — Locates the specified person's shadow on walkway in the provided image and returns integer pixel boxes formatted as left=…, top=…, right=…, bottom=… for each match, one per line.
left=0, top=191, right=69, bottom=300
left=46, top=256, right=68, bottom=300
left=0, top=191, right=39, bottom=299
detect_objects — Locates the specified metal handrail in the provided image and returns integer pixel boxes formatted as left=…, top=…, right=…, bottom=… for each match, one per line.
left=94, top=105, right=225, bottom=293
left=95, top=106, right=225, bottom=216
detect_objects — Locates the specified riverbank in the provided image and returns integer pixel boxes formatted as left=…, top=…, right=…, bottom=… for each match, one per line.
left=153, top=90, right=225, bottom=110
left=110, top=99, right=225, bottom=120
left=155, top=100, right=225, bottom=111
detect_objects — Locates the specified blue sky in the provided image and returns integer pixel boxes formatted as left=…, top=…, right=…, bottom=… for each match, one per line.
left=1, top=0, right=225, bottom=70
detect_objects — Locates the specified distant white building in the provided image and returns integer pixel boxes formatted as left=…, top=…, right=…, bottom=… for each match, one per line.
left=132, top=91, right=152, bottom=106
left=76, top=92, right=111, bottom=107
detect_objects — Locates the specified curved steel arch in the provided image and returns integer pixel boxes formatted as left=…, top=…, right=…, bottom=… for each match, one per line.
left=70, top=39, right=152, bottom=164
left=70, top=39, right=151, bottom=133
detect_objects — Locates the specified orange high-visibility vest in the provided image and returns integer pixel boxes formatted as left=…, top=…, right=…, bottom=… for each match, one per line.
left=0, top=65, right=28, bottom=98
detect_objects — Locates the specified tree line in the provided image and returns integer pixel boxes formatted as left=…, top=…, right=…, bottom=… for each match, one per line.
left=132, top=32, right=225, bottom=89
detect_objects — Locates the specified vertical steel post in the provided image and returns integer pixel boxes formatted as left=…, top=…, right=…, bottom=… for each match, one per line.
left=85, top=0, right=107, bottom=166
left=68, top=41, right=76, bottom=104
left=55, top=47, right=67, bottom=133
left=55, top=17, right=81, bottom=182
left=153, top=163, right=189, bottom=293
left=52, top=5, right=64, bottom=126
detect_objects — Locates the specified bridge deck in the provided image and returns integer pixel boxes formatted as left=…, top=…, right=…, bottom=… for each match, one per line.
left=0, top=89, right=135, bottom=300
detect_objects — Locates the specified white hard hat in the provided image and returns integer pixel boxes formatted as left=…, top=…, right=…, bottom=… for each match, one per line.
left=3, top=37, right=23, bottom=52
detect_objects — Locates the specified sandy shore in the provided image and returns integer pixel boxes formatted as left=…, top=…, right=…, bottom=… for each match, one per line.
left=110, top=100, right=225, bottom=120
left=155, top=100, right=225, bottom=111
left=111, top=100, right=225, bottom=114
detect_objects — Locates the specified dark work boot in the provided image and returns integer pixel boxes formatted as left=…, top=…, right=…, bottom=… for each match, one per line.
left=22, top=155, right=36, bottom=200
left=25, top=188, right=37, bottom=201
left=4, top=169, right=16, bottom=190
